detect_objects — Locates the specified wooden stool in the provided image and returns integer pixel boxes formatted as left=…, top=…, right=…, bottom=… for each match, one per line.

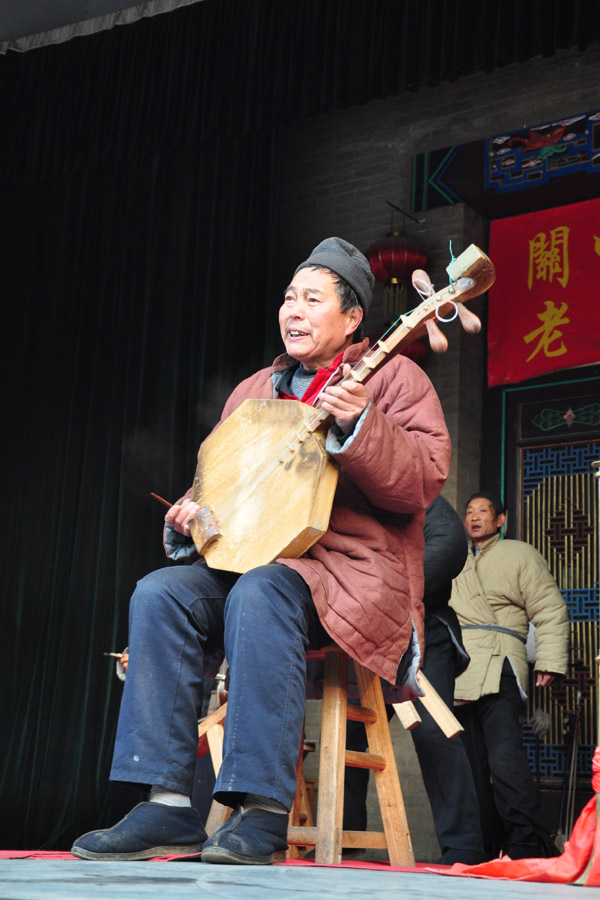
left=287, top=645, right=414, bottom=866
left=196, top=704, right=231, bottom=836
left=197, top=707, right=317, bottom=840
left=198, top=645, right=415, bottom=866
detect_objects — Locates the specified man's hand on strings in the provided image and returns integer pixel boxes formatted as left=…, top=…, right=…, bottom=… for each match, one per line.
left=165, top=497, right=201, bottom=537
left=319, top=364, right=370, bottom=434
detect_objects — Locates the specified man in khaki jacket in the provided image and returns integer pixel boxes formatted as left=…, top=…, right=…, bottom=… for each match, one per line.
left=450, top=492, right=569, bottom=860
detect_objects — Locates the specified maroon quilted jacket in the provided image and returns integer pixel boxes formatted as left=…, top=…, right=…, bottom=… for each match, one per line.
left=191, top=340, right=450, bottom=689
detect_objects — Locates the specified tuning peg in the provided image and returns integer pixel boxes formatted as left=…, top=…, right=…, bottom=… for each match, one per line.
left=456, top=304, right=481, bottom=334
left=425, top=318, right=449, bottom=353
left=454, top=276, right=475, bottom=291
left=412, top=269, right=434, bottom=298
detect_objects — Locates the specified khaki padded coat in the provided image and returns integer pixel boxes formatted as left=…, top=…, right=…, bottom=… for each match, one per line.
left=450, top=534, right=569, bottom=701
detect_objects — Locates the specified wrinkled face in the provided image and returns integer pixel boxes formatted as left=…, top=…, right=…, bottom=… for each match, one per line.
left=279, top=267, right=362, bottom=370
left=464, top=497, right=505, bottom=546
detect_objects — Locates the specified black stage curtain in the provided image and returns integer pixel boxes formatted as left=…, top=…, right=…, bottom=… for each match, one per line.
left=2, top=0, right=600, bottom=850
left=1, top=131, right=282, bottom=849
left=1, top=0, right=599, bottom=183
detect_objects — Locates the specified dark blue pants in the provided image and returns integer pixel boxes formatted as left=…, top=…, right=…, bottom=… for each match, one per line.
left=345, top=617, right=484, bottom=862
left=110, top=562, right=328, bottom=811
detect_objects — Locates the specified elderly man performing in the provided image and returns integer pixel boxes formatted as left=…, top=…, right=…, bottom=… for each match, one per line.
left=72, top=237, right=450, bottom=865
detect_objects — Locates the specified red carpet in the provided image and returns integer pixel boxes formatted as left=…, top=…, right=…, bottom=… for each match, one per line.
left=0, top=849, right=448, bottom=874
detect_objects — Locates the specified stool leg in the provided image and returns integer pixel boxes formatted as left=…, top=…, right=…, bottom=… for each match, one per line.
left=287, top=723, right=314, bottom=858
left=206, top=722, right=224, bottom=775
left=199, top=706, right=231, bottom=836
left=315, top=646, right=348, bottom=864
left=205, top=799, right=231, bottom=835
left=354, top=661, right=415, bottom=867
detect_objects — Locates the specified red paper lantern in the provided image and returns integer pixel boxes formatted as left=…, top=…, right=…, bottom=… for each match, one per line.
left=366, top=233, right=428, bottom=323
left=367, top=232, right=427, bottom=286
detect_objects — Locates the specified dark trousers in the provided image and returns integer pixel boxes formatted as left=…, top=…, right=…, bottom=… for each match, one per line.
left=110, top=562, right=328, bottom=811
left=345, top=617, right=484, bottom=863
left=455, top=660, right=551, bottom=855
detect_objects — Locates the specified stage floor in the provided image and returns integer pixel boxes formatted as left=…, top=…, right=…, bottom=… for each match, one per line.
left=0, top=858, right=587, bottom=900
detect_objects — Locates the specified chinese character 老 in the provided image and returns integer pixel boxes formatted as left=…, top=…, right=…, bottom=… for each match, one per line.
left=523, top=300, right=570, bottom=362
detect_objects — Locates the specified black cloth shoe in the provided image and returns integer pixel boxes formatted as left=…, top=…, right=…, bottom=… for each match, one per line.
left=201, top=807, right=289, bottom=865
left=71, top=802, right=207, bottom=860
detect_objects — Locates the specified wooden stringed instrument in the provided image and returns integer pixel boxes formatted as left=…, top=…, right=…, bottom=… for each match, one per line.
left=188, top=244, right=495, bottom=573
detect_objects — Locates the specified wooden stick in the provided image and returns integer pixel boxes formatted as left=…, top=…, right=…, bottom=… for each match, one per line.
left=415, top=670, right=464, bottom=738
left=393, top=673, right=464, bottom=737
left=392, top=700, right=422, bottom=731
left=151, top=492, right=173, bottom=508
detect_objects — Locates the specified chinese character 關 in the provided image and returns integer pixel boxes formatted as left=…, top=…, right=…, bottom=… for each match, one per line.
left=528, top=227, right=570, bottom=289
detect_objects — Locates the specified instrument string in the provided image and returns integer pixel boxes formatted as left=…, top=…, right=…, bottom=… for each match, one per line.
left=197, top=405, right=332, bottom=523
left=438, top=241, right=460, bottom=322
left=447, top=240, right=458, bottom=288
left=312, top=264, right=467, bottom=414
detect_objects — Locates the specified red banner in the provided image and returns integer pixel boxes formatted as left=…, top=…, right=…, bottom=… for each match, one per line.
left=487, top=198, right=600, bottom=387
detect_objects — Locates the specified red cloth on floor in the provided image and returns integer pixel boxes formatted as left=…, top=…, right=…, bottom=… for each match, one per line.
left=447, top=747, right=600, bottom=885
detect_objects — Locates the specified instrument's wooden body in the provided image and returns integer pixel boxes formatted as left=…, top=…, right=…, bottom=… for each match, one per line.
left=188, top=244, right=496, bottom=574
left=189, top=398, right=339, bottom=573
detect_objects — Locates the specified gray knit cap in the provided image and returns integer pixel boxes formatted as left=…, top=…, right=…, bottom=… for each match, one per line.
left=294, top=237, right=374, bottom=314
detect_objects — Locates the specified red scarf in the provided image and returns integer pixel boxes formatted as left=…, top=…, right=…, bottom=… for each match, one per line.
left=278, top=352, right=344, bottom=407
